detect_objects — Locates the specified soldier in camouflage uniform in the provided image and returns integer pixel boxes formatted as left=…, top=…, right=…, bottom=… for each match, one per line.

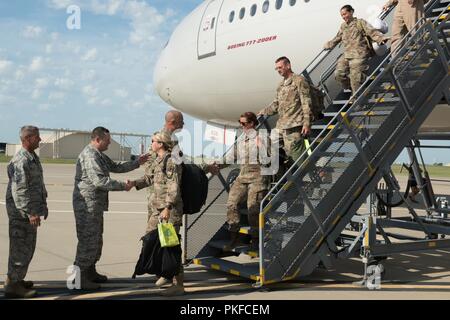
left=132, top=131, right=185, bottom=296
left=4, top=126, right=47, bottom=299
left=73, top=127, right=148, bottom=290
left=220, top=112, right=270, bottom=251
left=383, top=0, right=428, bottom=54
left=258, top=56, right=313, bottom=163
left=324, top=5, right=388, bottom=94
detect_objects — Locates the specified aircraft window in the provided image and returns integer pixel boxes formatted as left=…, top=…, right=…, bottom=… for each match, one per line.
left=211, top=17, right=216, bottom=29
left=239, top=7, right=245, bottom=19
left=276, top=0, right=283, bottom=10
left=262, top=0, right=270, bottom=13
left=290, top=0, right=297, bottom=6
left=229, top=11, right=235, bottom=23
left=250, top=4, right=257, bottom=16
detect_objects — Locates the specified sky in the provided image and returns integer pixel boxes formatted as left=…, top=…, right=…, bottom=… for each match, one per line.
left=0, top=0, right=202, bottom=151
left=0, top=0, right=448, bottom=163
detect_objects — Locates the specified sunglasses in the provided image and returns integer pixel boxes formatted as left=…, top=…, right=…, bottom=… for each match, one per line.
left=152, top=139, right=162, bottom=143
left=239, top=121, right=249, bottom=126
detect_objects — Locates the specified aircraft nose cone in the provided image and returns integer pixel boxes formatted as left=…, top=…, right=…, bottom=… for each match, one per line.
left=153, top=50, right=170, bottom=104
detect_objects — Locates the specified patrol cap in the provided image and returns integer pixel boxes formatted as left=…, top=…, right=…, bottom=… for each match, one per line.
left=152, top=131, right=172, bottom=148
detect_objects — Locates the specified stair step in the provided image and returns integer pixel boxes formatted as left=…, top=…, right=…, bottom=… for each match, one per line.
left=209, top=240, right=259, bottom=258
left=192, top=257, right=260, bottom=281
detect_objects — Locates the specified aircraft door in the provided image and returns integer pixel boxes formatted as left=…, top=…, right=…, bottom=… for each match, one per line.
left=197, top=0, right=224, bottom=59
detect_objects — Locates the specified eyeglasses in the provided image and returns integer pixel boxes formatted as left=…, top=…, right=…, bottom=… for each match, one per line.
left=239, top=121, right=249, bottom=126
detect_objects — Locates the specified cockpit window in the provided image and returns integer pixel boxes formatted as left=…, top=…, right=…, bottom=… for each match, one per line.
left=276, top=0, right=283, bottom=10
left=239, top=7, right=245, bottom=19
left=290, top=0, right=297, bottom=6
left=262, top=0, right=270, bottom=13
left=229, top=10, right=235, bottom=23
left=250, top=4, right=257, bottom=16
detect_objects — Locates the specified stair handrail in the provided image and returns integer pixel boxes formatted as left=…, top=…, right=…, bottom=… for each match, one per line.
left=259, top=19, right=447, bottom=282
left=260, top=19, right=439, bottom=242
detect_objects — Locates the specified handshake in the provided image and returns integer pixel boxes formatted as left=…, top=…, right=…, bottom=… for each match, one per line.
left=124, top=180, right=136, bottom=192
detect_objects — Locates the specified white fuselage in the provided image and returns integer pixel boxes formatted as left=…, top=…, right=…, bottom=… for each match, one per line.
left=154, top=0, right=389, bottom=126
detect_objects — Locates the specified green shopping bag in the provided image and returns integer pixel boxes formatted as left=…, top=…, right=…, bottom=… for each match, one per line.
left=158, top=222, right=180, bottom=248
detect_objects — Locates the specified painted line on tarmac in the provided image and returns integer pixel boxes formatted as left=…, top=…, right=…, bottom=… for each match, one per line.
left=47, top=200, right=147, bottom=204
left=0, top=201, right=5, bottom=205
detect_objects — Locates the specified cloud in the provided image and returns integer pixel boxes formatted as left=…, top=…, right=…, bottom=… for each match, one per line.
left=82, top=48, right=98, bottom=61
left=82, top=85, right=98, bottom=97
left=115, top=88, right=128, bottom=98
left=49, top=91, right=65, bottom=101
left=54, top=78, right=74, bottom=90
left=35, top=77, right=49, bottom=89
left=47, top=0, right=173, bottom=47
left=22, top=26, right=43, bottom=38
left=0, top=59, right=13, bottom=74
left=29, top=57, right=44, bottom=72
left=32, top=89, right=42, bottom=100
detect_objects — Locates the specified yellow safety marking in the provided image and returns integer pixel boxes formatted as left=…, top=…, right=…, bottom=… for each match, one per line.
left=211, top=264, right=221, bottom=270
left=342, top=113, right=352, bottom=128
left=260, top=267, right=265, bottom=281
left=420, top=63, right=431, bottom=68
left=239, top=228, right=249, bottom=234
left=354, top=186, right=363, bottom=198
left=259, top=214, right=265, bottom=230
left=429, top=242, right=437, bottom=248
left=262, top=204, right=272, bottom=216
left=368, top=164, right=375, bottom=176
left=385, top=85, right=396, bottom=90
left=193, top=259, right=201, bottom=265
left=376, top=97, right=385, bottom=103
left=315, top=236, right=325, bottom=249
left=283, top=181, right=293, bottom=191
left=332, top=215, right=341, bottom=226
left=327, top=125, right=335, bottom=130
left=248, top=251, right=259, bottom=258
left=389, top=142, right=396, bottom=151
left=230, top=269, right=240, bottom=276
left=365, top=111, right=375, bottom=116
left=263, top=279, right=277, bottom=285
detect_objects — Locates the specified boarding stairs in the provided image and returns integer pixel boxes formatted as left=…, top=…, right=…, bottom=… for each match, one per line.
left=186, top=0, right=450, bottom=286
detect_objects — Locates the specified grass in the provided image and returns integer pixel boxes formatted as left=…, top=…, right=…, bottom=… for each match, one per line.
left=391, top=164, right=450, bottom=178
left=1, top=153, right=450, bottom=177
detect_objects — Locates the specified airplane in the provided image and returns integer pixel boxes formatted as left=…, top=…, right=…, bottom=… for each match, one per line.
left=153, top=0, right=450, bottom=138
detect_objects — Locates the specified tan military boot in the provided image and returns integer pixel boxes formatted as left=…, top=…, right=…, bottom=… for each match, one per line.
left=4, top=279, right=37, bottom=299
left=155, top=277, right=170, bottom=287
left=223, top=232, right=240, bottom=251
left=80, top=270, right=101, bottom=290
left=160, top=272, right=185, bottom=297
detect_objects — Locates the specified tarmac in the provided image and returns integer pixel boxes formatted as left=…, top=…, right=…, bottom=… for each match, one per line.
left=0, top=163, right=450, bottom=300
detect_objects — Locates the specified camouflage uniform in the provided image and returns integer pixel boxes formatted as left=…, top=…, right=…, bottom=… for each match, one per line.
left=325, top=17, right=387, bottom=93
left=135, top=153, right=183, bottom=234
left=259, top=74, right=313, bottom=161
left=6, top=148, right=48, bottom=281
left=386, top=0, right=427, bottom=54
left=222, top=131, right=270, bottom=233
left=73, top=144, right=140, bottom=270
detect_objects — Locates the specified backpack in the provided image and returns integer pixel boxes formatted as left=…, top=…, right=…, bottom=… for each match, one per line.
left=163, top=156, right=209, bottom=215
left=300, top=76, right=325, bottom=121
left=356, top=19, right=376, bottom=57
